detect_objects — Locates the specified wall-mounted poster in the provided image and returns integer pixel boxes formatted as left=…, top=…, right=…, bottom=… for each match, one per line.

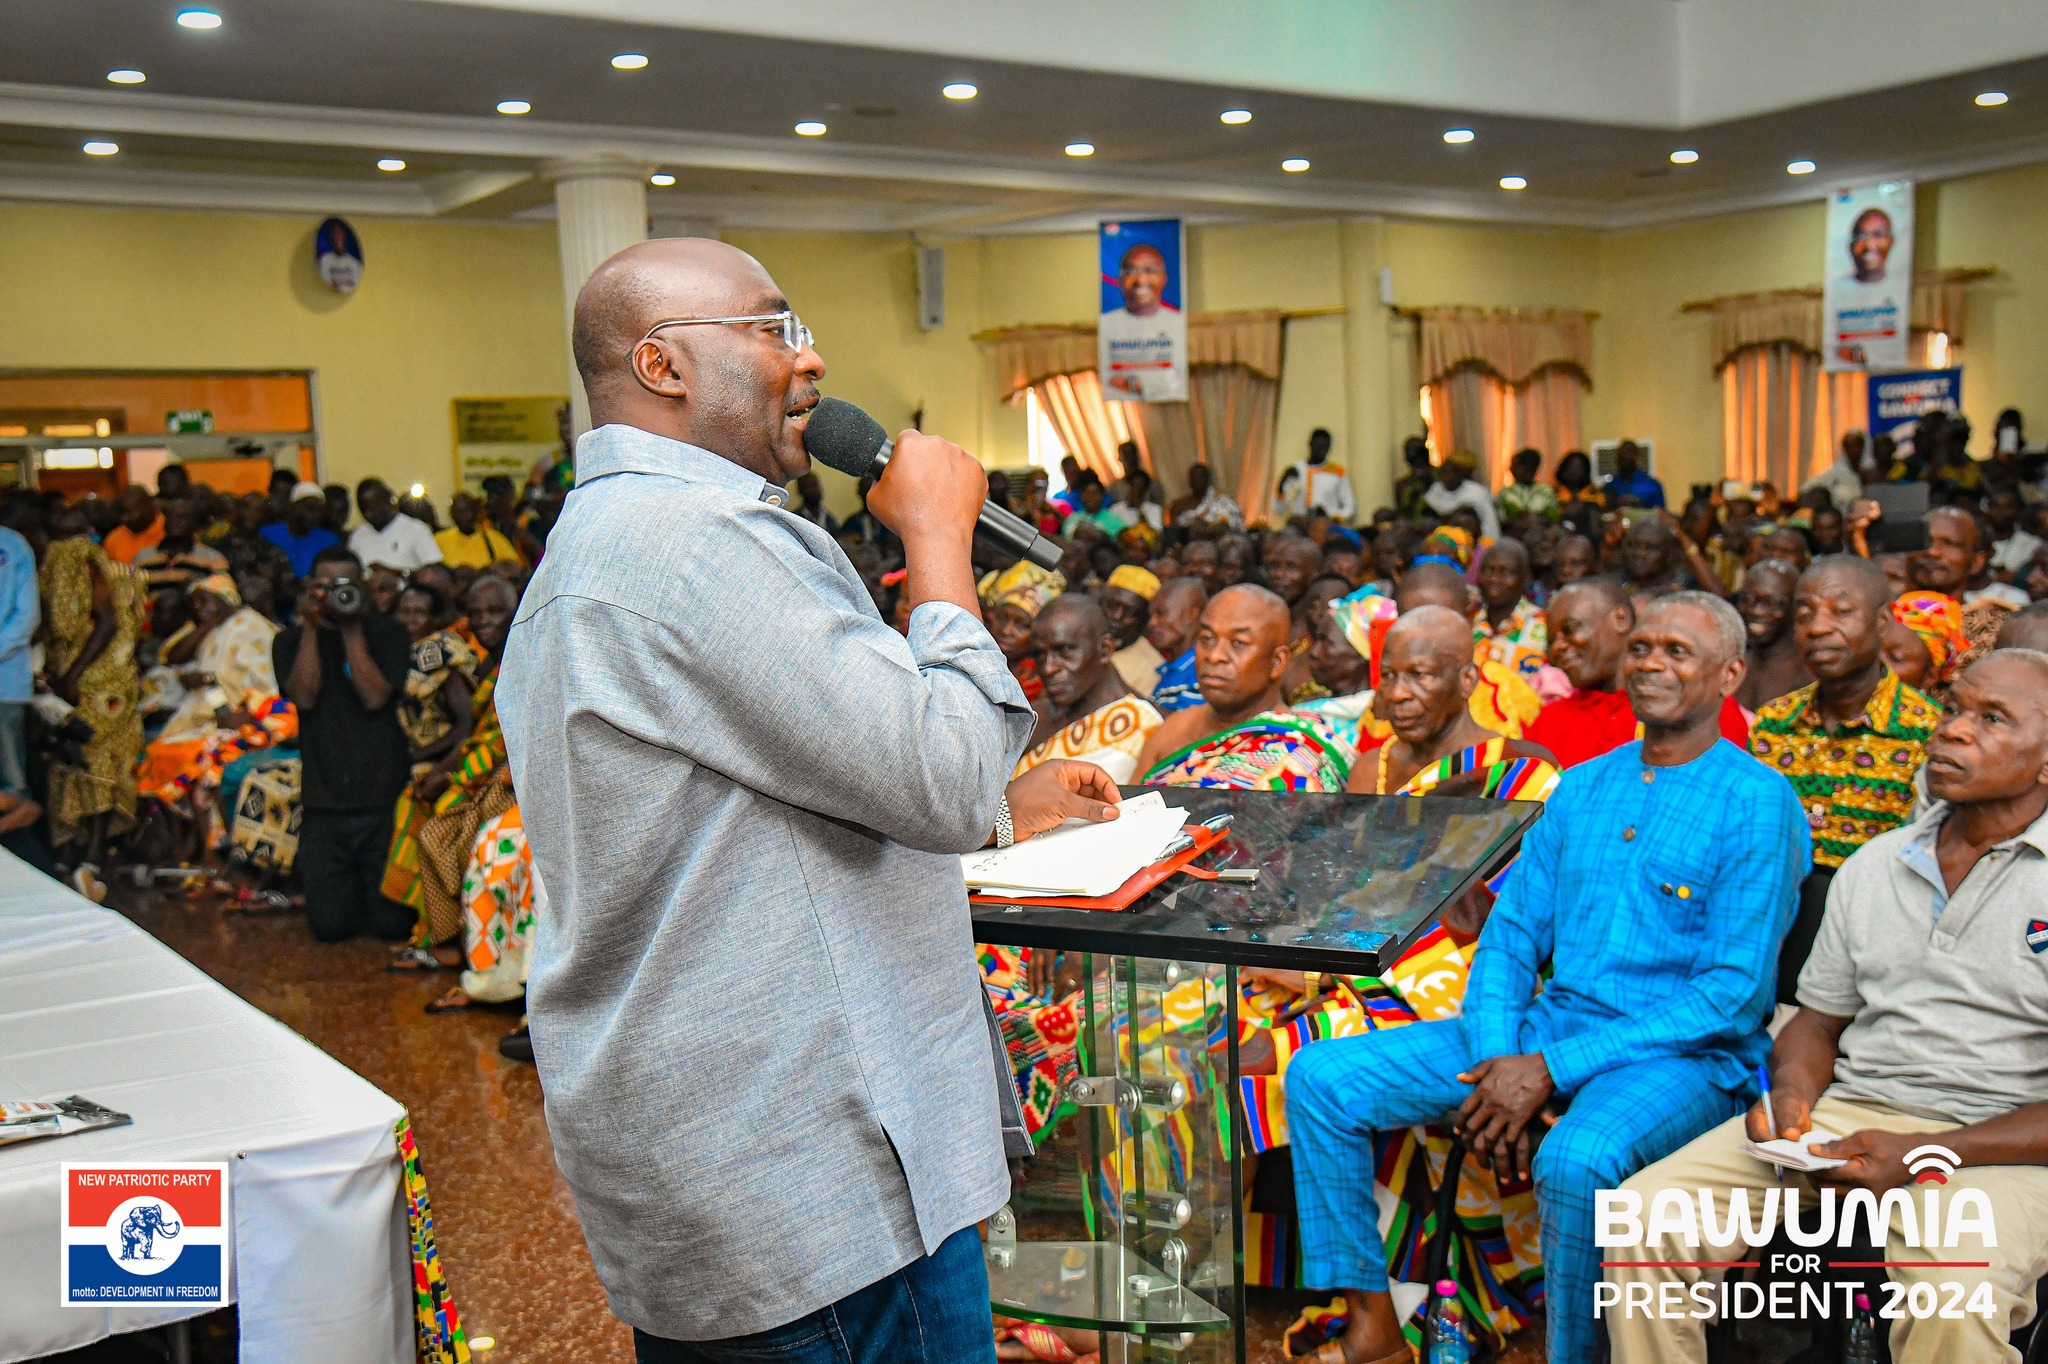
left=1822, top=179, right=1914, bottom=372
left=314, top=216, right=364, bottom=295
left=1097, top=218, right=1187, bottom=403
left=1867, top=367, right=1960, bottom=444
left=451, top=396, right=568, bottom=495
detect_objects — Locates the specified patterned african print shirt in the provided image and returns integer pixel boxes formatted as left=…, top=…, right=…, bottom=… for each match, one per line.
left=1012, top=694, right=1164, bottom=785
left=1476, top=597, right=1548, bottom=682
left=1141, top=712, right=1350, bottom=791
left=1749, top=670, right=1940, bottom=868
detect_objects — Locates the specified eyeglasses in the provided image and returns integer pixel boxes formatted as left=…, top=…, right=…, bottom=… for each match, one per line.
left=633, top=309, right=815, bottom=357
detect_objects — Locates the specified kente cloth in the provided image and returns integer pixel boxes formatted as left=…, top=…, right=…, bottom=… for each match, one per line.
left=137, top=693, right=297, bottom=804
left=1150, top=647, right=1200, bottom=713
left=1369, top=736, right=1562, bottom=805
left=395, top=1115, right=470, bottom=1364
left=1289, top=690, right=1372, bottom=762
left=992, top=1317, right=1093, bottom=1363
left=1523, top=687, right=1751, bottom=769
left=977, top=943, right=1082, bottom=1140
left=1012, top=694, right=1164, bottom=785
left=382, top=667, right=511, bottom=942
left=400, top=629, right=481, bottom=755
left=1234, top=930, right=1544, bottom=1345
left=1140, top=712, right=1350, bottom=791
left=1888, top=590, right=1966, bottom=684
left=228, top=754, right=300, bottom=873
left=1749, top=669, right=1938, bottom=868
left=1477, top=597, right=1548, bottom=682
left=977, top=560, right=1065, bottom=617
left=41, top=537, right=145, bottom=846
left=459, top=803, right=533, bottom=1005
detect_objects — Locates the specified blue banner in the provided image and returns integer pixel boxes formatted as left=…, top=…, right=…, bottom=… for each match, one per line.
left=1867, top=367, right=1961, bottom=442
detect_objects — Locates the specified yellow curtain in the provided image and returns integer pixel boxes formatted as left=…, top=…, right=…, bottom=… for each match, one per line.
left=1721, top=343, right=1869, bottom=493
left=1415, top=307, right=1594, bottom=388
left=1686, top=268, right=1990, bottom=371
left=1423, top=364, right=1585, bottom=490
left=1034, top=370, right=1135, bottom=483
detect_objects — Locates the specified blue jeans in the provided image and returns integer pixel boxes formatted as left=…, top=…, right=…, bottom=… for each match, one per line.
left=632, top=1226, right=995, bottom=1364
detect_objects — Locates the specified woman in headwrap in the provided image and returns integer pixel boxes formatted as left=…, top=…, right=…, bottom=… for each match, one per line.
left=136, top=574, right=294, bottom=813
left=975, top=560, right=1064, bottom=702
left=1884, top=590, right=1967, bottom=697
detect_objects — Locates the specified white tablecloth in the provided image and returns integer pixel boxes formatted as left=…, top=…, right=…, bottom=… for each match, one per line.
left=0, top=853, right=411, bottom=1364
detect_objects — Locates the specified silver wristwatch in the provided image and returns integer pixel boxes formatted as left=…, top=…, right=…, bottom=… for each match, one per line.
left=995, top=796, right=1015, bottom=848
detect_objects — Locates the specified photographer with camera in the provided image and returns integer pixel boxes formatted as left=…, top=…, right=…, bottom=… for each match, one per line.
left=276, top=546, right=412, bottom=941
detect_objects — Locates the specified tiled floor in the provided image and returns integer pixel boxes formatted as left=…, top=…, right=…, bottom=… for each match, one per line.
left=109, top=888, right=1558, bottom=1364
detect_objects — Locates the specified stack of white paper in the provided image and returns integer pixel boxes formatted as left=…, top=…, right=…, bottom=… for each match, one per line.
left=1741, top=1129, right=1846, bottom=1172
left=962, top=791, right=1191, bottom=898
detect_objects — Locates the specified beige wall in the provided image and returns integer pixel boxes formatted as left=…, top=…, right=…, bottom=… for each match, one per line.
left=9, top=163, right=2048, bottom=522
left=0, top=200, right=568, bottom=498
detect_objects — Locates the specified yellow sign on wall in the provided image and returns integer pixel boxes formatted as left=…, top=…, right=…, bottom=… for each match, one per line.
left=451, top=396, right=566, bottom=495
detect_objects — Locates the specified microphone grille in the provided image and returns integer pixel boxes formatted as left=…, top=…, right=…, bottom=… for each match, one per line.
left=801, top=397, right=889, bottom=478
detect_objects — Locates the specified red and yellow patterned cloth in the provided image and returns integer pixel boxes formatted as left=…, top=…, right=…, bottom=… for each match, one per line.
left=396, top=1114, right=468, bottom=1364
left=1888, top=590, right=1968, bottom=685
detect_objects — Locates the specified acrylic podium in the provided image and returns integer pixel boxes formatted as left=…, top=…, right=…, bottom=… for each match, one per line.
left=971, top=788, right=1539, bottom=1364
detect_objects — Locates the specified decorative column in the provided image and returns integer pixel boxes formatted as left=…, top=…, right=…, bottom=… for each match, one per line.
left=545, top=154, right=652, bottom=437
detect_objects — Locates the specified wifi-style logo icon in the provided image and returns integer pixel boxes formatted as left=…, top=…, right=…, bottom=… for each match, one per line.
left=1904, top=1143, right=1961, bottom=1185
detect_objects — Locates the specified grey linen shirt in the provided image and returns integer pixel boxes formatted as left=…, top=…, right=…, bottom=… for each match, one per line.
left=1798, top=799, right=2048, bottom=1126
left=496, top=423, right=1034, bottom=1340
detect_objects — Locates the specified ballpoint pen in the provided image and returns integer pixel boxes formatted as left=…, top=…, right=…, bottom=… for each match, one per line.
left=1757, top=1063, right=1781, bottom=1182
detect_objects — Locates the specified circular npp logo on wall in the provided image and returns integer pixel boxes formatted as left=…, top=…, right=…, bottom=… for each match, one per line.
left=105, top=1196, right=184, bottom=1273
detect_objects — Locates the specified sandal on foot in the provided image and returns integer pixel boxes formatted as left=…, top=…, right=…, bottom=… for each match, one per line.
left=424, top=988, right=474, bottom=1015
left=386, top=945, right=458, bottom=973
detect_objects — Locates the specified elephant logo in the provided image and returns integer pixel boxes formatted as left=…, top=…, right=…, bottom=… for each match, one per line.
left=117, top=1202, right=182, bottom=1262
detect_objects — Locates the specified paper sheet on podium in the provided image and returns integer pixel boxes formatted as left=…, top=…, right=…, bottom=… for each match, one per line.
left=961, top=791, right=1190, bottom=897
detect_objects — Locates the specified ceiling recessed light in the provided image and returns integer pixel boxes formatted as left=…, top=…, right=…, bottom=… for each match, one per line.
left=1220, top=109, right=1252, bottom=125
left=1669, top=148, right=1699, bottom=165
left=649, top=172, right=675, bottom=187
left=377, top=158, right=406, bottom=172
left=496, top=99, right=530, bottom=115
left=1065, top=141, right=1095, bottom=157
left=106, top=69, right=146, bottom=84
left=1282, top=157, right=1311, bottom=173
left=1787, top=159, right=1816, bottom=175
left=83, top=141, right=119, bottom=156
left=174, top=8, right=221, bottom=28
left=1499, top=174, right=1527, bottom=190
left=794, top=121, right=828, bottom=137
left=1976, top=90, right=2009, bottom=107
left=942, top=82, right=978, bottom=101
left=1443, top=128, right=1475, bottom=145
left=611, top=53, right=648, bottom=70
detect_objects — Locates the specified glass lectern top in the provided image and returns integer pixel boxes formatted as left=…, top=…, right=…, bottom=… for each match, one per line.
left=971, top=788, right=1539, bottom=975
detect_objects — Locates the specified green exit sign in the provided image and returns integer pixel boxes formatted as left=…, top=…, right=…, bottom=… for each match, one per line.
left=166, top=409, right=213, bottom=434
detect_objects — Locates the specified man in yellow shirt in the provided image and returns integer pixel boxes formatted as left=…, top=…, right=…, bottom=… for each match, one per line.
left=434, top=492, right=526, bottom=570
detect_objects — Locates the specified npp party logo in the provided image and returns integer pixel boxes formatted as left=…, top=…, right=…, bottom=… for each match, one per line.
left=61, top=1163, right=229, bottom=1305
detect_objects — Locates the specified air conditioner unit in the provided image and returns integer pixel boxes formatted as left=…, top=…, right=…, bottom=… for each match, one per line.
left=1590, top=439, right=1653, bottom=483
left=917, top=246, right=945, bottom=331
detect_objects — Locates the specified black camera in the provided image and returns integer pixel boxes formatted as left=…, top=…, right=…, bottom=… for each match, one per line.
left=326, top=577, right=368, bottom=618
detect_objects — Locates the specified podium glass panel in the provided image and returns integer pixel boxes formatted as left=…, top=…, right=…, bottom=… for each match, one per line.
left=975, top=789, right=1538, bottom=1363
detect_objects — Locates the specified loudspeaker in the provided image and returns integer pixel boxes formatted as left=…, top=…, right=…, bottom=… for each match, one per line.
left=917, top=246, right=945, bottom=331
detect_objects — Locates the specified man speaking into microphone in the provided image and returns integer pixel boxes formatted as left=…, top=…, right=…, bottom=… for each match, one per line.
left=498, top=238, right=1115, bottom=1363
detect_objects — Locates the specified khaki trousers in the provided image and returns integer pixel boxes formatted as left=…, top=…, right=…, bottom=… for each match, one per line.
left=1604, top=1094, right=2048, bottom=1364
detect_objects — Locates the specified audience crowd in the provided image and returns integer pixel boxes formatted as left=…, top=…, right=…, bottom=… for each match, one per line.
left=10, top=403, right=2048, bottom=1361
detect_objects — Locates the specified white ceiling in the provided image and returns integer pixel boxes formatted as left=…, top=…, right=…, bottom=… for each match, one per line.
left=1, top=0, right=2047, bottom=234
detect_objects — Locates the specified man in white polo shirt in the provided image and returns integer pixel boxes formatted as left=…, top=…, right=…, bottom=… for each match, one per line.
left=347, top=477, right=443, bottom=572
left=1607, top=647, right=2048, bottom=1363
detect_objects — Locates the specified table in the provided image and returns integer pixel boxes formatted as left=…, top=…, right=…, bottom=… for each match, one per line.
left=972, top=788, right=1539, bottom=1364
left=0, top=852, right=414, bottom=1364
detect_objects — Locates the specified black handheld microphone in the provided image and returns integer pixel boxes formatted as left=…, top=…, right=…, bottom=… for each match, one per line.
left=801, top=397, right=1065, bottom=572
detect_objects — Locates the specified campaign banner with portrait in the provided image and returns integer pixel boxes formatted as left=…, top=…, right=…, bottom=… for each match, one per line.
left=1822, top=179, right=1914, bottom=373
left=1097, top=218, right=1188, bottom=403
left=1867, top=367, right=1961, bottom=443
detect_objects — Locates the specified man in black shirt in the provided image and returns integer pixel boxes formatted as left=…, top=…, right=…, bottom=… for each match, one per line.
left=274, top=546, right=413, bottom=941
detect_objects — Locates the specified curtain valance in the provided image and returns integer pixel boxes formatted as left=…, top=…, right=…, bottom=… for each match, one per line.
left=1413, top=306, right=1595, bottom=390
left=978, top=309, right=1285, bottom=401
left=1682, top=268, right=1992, bottom=371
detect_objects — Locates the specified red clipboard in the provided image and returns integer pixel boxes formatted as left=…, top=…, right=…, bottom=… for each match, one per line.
left=968, top=821, right=1230, bottom=912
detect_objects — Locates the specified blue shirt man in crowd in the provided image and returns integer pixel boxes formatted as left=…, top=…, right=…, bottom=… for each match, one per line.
left=259, top=481, right=341, bottom=578
left=1603, top=439, right=1667, bottom=509
left=1286, top=588, right=1808, bottom=1363
left=0, top=516, right=40, bottom=799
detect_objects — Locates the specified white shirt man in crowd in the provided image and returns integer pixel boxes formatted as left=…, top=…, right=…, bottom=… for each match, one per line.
left=1422, top=447, right=1501, bottom=539
left=1802, top=430, right=1867, bottom=510
left=347, top=477, right=444, bottom=572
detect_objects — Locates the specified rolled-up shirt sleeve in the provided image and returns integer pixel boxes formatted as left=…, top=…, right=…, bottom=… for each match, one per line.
left=561, top=505, right=1033, bottom=854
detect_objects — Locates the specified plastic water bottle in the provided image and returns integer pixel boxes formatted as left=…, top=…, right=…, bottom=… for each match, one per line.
left=1426, top=1280, right=1470, bottom=1364
left=1842, top=1291, right=1881, bottom=1364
